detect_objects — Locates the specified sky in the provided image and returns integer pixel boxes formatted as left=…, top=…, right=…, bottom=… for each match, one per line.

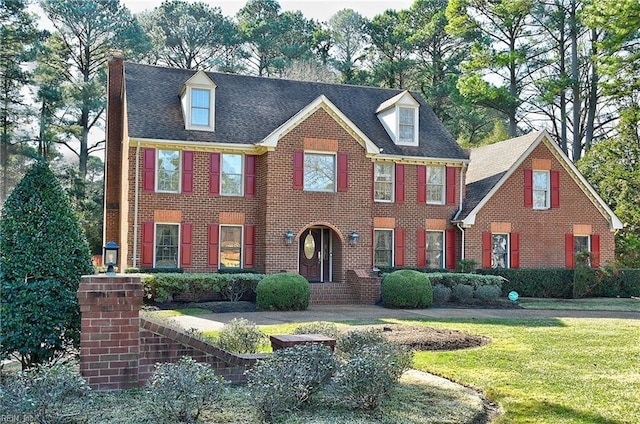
left=123, top=0, right=415, bottom=21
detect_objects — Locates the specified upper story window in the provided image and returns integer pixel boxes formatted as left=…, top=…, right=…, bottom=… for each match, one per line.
left=427, top=166, right=445, bottom=204
left=374, top=162, right=393, bottom=202
left=157, top=150, right=180, bottom=193
left=398, top=107, right=416, bottom=143
left=304, top=152, right=335, bottom=192
left=221, top=154, right=243, bottom=196
left=191, top=88, right=211, bottom=127
left=533, top=170, right=550, bottom=209
left=180, top=70, right=216, bottom=131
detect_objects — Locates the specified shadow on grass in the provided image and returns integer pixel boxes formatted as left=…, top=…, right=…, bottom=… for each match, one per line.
left=389, top=317, right=568, bottom=328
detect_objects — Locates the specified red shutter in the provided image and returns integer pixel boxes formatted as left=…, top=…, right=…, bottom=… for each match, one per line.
left=416, top=229, right=426, bottom=267
left=446, top=167, right=456, bottom=206
left=180, top=223, right=192, bottom=268
left=243, top=225, right=255, bottom=268
left=551, top=170, right=560, bottom=208
left=143, top=148, right=155, bottom=192
left=337, top=152, right=348, bottom=192
left=565, top=233, right=575, bottom=268
left=208, top=224, right=219, bottom=268
left=590, top=234, right=600, bottom=268
left=417, top=165, right=426, bottom=203
left=209, top=153, right=220, bottom=196
left=446, top=229, right=456, bottom=270
left=293, top=150, right=304, bottom=189
left=394, top=228, right=405, bottom=267
left=141, top=221, right=154, bottom=268
left=245, top=155, right=256, bottom=197
left=510, top=232, right=520, bottom=269
left=524, top=169, right=533, bottom=208
left=395, top=164, right=405, bottom=203
left=482, top=231, right=492, bottom=268
left=182, top=151, right=194, bottom=194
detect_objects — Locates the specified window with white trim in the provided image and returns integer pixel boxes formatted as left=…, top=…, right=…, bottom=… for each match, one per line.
left=374, top=162, right=393, bottom=201
left=491, top=233, right=509, bottom=268
left=221, top=154, right=243, bottom=196
left=426, top=231, right=444, bottom=268
left=427, top=165, right=445, bottom=204
left=574, top=235, right=590, bottom=265
left=398, top=107, right=416, bottom=143
left=220, top=225, right=242, bottom=269
left=374, top=229, right=393, bottom=267
left=533, top=170, right=550, bottom=209
left=304, top=152, right=335, bottom=192
left=156, top=150, right=180, bottom=193
left=155, top=224, right=179, bottom=268
left=191, top=88, right=211, bottom=127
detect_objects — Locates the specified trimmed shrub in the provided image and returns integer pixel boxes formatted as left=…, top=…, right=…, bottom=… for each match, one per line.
left=432, top=284, right=452, bottom=304
left=331, top=342, right=413, bottom=411
left=427, top=272, right=504, bottom=291
left=477, top=268, right=574, bottom=298
left=381, top=269, right=433, bottom=308
left=0, top=363, right=90, bottom=424
left=337, top=328, right=386, bottom=356
left=475, top=285, right=502, bottom=303
left=147, top=356, right=226, bottom=424
left=216, top=318, right=267, bottom=354
left=452, top=284, right=474, bottom=303
left=0, top=161, right=94, bottom=369
left=246, top=344, right=337, bottom=420
left=256, top=272, right=310, bottom=311
left=293, top=321, right=340, bottom=339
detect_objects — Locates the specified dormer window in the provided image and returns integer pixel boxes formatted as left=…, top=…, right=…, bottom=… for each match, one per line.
left=180, top=70, right=216, bottom=132
left=376, top=91, right=419, bottom=146
left=191, top=88, right=211, bottom=127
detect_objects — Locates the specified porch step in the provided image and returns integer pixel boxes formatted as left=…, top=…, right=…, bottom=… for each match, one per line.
left=309, top=283, right=357, bottom=305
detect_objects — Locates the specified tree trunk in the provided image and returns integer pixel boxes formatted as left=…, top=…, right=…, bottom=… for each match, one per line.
left=570, top=0, right=581, bottom=161
left=584, top=28, right=599, bottom=155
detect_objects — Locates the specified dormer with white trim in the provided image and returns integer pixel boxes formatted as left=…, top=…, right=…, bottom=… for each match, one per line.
left=180, top=70, right=216, bottom=132
left=376, top=91, right=419, bottom=146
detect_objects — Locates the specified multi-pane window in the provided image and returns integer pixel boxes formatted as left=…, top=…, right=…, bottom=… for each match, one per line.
left=157, top=150, right=180, bottom=192
left=191, top=88, right=210, bottom=126
left=155, top=224, right=179, bottom=268
left=220, top=225, right=242, bottom=268
left=221, top=154, right=243, bottom=196
left=304, top=153, right=335, bottom=191
left=426, top=231, right=444, bottom=268
left=491, top=233, right=509, bottom=268
left=374, top=163, right=393, bottom=201
left=399, top=107, right=415, bottom=143
left=574, top=235, right=590, bottom=265
left=373, top=229, right=393, bottom=267
left=427, top=166, right=445, bottom=204
left=533, top=170, right=550, bottom=209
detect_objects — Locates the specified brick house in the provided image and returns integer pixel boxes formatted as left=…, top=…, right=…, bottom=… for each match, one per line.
left=103, top=58, right=622, bottom=298
left=455, top=131, right=622, bottom=269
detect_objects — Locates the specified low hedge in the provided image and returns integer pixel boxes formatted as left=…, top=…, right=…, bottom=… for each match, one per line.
left=381, top=269, right=433, bottom=308
left=476, top=268, right=574, bottom=298
left=142, top=273, right=265, bottom=303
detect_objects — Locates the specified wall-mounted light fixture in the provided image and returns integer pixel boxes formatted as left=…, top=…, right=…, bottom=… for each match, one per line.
left=103, top=241, right=120, bottom=276
left=284, top=230, right=295, bottom=245
left=349, top=231, right=359, bottom=246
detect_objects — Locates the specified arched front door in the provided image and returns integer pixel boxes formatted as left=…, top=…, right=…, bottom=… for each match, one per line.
left=299, top=227, right=332, bottom=282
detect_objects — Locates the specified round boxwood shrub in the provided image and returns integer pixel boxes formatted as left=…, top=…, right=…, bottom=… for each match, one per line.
left=475, top=285, right=502, bottom=303
left=381, top=270, right=433, bottom=308
left=256, top=272, right=310, bottom=311
left=432, top=283, right=452, bottom=304
left=452, top=284, right=474, bottom=303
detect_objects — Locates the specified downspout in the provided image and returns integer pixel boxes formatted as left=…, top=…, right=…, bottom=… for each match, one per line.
left=453, top=163, right=467, bottom=261
left=132, top=142, right=141, bottom=268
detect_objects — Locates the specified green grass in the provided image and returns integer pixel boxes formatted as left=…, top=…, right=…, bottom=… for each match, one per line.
left=405, top=317, right=640, bottom=424
left=519, top=297, right=640, bottom=312
left=144, top=307, right=211, bottom=318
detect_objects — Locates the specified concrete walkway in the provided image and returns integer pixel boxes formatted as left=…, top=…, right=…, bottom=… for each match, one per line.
left=168, top=304, right=639, bottom=332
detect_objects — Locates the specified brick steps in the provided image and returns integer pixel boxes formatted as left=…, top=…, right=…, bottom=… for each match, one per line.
left=309, top=283, right=357, bottom=305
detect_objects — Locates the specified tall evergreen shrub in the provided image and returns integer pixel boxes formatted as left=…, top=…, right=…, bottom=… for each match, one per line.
left=0, top=160, right=94, bottom=368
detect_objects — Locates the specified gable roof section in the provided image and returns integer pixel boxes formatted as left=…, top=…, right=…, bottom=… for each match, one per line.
left=123, top=62, right=467, bottom=161
left=456, top=130, right=623, bottom=230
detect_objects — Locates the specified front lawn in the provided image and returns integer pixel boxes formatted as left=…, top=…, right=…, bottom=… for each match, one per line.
left=519, top=297, right=640, bottom=312
left=410, top=317, right=640, bottom=424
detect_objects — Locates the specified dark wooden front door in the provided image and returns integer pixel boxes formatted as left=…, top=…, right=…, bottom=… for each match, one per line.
left=299, top=228, right=331, bottom=282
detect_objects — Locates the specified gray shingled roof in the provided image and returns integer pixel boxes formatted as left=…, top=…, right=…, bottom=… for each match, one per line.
left=123, top=62, right=468, bottom=160
left=457, top=131, right=542, bottom=220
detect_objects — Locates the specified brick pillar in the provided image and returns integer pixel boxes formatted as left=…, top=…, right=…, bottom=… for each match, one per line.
left=77, top=275, right=143, bottom=390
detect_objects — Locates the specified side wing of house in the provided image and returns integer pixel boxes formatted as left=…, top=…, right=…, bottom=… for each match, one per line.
left=460, top=132, right=622, bottom=269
